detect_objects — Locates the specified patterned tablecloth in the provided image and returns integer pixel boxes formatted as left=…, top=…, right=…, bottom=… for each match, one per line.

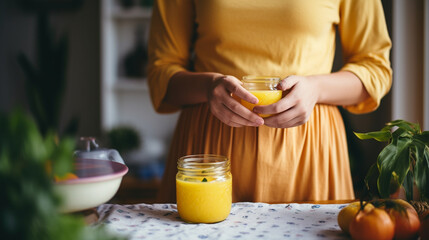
left=96, top=202, right=350, bottom=240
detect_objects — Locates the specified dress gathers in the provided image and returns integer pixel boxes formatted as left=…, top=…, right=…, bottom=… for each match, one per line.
left=147, top=0, right=392, bottom=203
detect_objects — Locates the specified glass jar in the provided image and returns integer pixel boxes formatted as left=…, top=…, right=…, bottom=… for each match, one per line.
left=176, top=154, right=232, bottom=223
left=241, top=76, right=282, bottom=117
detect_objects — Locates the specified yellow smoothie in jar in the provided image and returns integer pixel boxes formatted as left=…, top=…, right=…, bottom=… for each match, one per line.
left=240, top=76, right=282, bottom=117
left=176, top=176, right=232, bottom=223
left=176, top=154, right=232, bottom=223
left=241, top=90, right=282, bottom=117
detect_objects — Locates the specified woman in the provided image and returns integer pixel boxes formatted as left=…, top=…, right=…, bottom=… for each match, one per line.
left=147, top=0, right=392, bottom=203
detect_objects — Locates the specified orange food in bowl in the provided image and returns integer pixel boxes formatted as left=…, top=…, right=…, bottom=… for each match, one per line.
left=54, top=173, right=79, bottom=182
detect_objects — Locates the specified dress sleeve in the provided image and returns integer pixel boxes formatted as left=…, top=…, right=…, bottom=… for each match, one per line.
left=339, top=0, right=392, bottom=114
left=147, top=0, right=194, bottom=113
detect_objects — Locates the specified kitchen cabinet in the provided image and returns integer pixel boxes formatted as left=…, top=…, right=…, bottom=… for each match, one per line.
left=100, top=0, right=179, bottom=166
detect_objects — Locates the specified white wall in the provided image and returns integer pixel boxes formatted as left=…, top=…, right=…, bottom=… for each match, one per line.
left=392, top=0, right=428, bottom=130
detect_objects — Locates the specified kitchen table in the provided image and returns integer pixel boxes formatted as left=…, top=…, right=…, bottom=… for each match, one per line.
left=96, top=202, right=351, bottom=239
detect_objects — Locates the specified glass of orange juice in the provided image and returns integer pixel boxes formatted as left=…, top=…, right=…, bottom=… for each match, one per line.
left=240, top=76, right=282, bottom=117
left=176, top=154, right=232, bottom=223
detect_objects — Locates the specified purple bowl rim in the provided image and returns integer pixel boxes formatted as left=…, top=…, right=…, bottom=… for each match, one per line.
left=54, top=158, right=128, bottom=185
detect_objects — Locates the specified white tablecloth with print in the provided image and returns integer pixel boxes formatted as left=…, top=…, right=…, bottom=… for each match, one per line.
left=96, top=202, right=350, bottom=240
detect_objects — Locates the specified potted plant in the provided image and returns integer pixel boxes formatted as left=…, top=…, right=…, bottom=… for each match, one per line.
left=17, top=0, right=83, bottom=137
left=0, top=109, right=125, bottom=240
left=354, top=120, right=429, bottom=202
left=107, top=126, right=141, bottom=155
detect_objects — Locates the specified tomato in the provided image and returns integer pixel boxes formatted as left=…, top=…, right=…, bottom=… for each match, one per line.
left=383, top=199, right=420, bottom=240
left=393, top=199, right=417, bottom=213
left=349, top=207, right=395, bottom=240
left=387, top=207, right=420, bottom=240
left=337, top=201, right=374, bottom=234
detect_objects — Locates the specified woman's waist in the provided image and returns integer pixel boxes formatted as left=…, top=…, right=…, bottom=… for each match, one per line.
left=179, top=103, right=343, bottom=128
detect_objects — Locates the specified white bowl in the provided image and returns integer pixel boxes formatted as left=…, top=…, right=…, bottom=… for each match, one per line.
left=54, top=158, right=128, bottom=213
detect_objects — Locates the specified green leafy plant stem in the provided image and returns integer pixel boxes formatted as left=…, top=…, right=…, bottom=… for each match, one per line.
left=355, top=120, right=429, bottom=202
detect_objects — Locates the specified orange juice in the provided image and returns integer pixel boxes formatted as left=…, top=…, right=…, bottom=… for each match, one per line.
left=240, top=76, right=282, bottom=117
left=241, top=90, right=282, bottom=117
left=176, top=154, right=232, bottom=223
left=176, top=177, right=232, bottom=223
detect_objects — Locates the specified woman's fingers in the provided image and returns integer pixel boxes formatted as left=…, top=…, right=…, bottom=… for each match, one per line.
left=222, top=75, right=259, bottom=104
left=222, top=106, right=263, bottom=127
left=210, top=100, right=263, bottom=127
left=252, top=75, right=298, bottom=116
left=263, top=106, right=311, bottom=128
left=223, top=95, right=264, bottom=125
left=252, top=96, right=295, bottom=116
left=278, top=75, right=298, bottom=91
left=208, top=75, right=264, bottom=127
left=253, top=75, right=317, bottom=128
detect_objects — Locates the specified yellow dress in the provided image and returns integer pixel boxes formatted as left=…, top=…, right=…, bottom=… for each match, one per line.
left=147, top=0, right=392, bottom=203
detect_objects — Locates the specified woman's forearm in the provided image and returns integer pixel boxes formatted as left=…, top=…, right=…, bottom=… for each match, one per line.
left=311, top=71, right=370, bottom=106
left=164, top=71, right=264, bottom=127
left=165, top=70, right=369, bottom=108
left=164, top=71, right=222, bottom=107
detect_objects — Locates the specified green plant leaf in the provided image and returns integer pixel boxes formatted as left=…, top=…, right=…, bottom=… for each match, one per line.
left=107, top=126, right=141, bottom=153
left=353, top=130, right=391, bottom=142
left=412, top=137, right=427, bottom=162
left=363, top=163, right=380, bottom=199
left=355, top=119, right=429, bottom=201
left=414, top=146, right=429, bottom=201
left=391, top=127, right=412, bottom=140
left=17, top=54, right=38, bottom=83
left=403, top=169, right=414, bottom=201
left=377, top=138, right=412, bottom=198
left=1, top=109, right=125, bottom=240
left=415, top=131, right=429, bottom=145
left=47, top=133, right=75, bottom=177
left=385, top=120, right=421, bottom=134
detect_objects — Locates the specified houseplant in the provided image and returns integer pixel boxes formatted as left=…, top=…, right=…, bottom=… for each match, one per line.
left=17, top=0, right=82, bottom=137
left=107, top=126, right=141, bottom=154
left=0, top=109, right=125, bottom=240
left=354, top=120, right=429, bottom=202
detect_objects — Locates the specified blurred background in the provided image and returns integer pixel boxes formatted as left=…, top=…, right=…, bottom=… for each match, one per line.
left=0, top=0, right=427, bottom=203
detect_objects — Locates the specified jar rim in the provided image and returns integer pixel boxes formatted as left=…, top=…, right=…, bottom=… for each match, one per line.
left=178, top=154, right=228, bottom=164
left=177, top=154, right=230, bottom=175
left=242, top=76, right=281, bottom=83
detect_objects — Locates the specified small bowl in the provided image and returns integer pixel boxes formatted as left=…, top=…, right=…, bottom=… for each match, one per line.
left=54, top=158, right=128, bottom=213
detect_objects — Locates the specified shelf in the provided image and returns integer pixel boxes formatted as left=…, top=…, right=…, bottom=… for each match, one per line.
left=101, top=0, right=179, bottom=174
left=111, top=7, right=152, bottom=20
left=114, top=78, right=148, bottom=91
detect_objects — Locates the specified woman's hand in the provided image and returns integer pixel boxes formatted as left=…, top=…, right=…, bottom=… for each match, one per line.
left=253, top=75, right=319, bottom=128
left=208, top=75, right=264, bottom=127
left=166, top=71, right=366, bottom=129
